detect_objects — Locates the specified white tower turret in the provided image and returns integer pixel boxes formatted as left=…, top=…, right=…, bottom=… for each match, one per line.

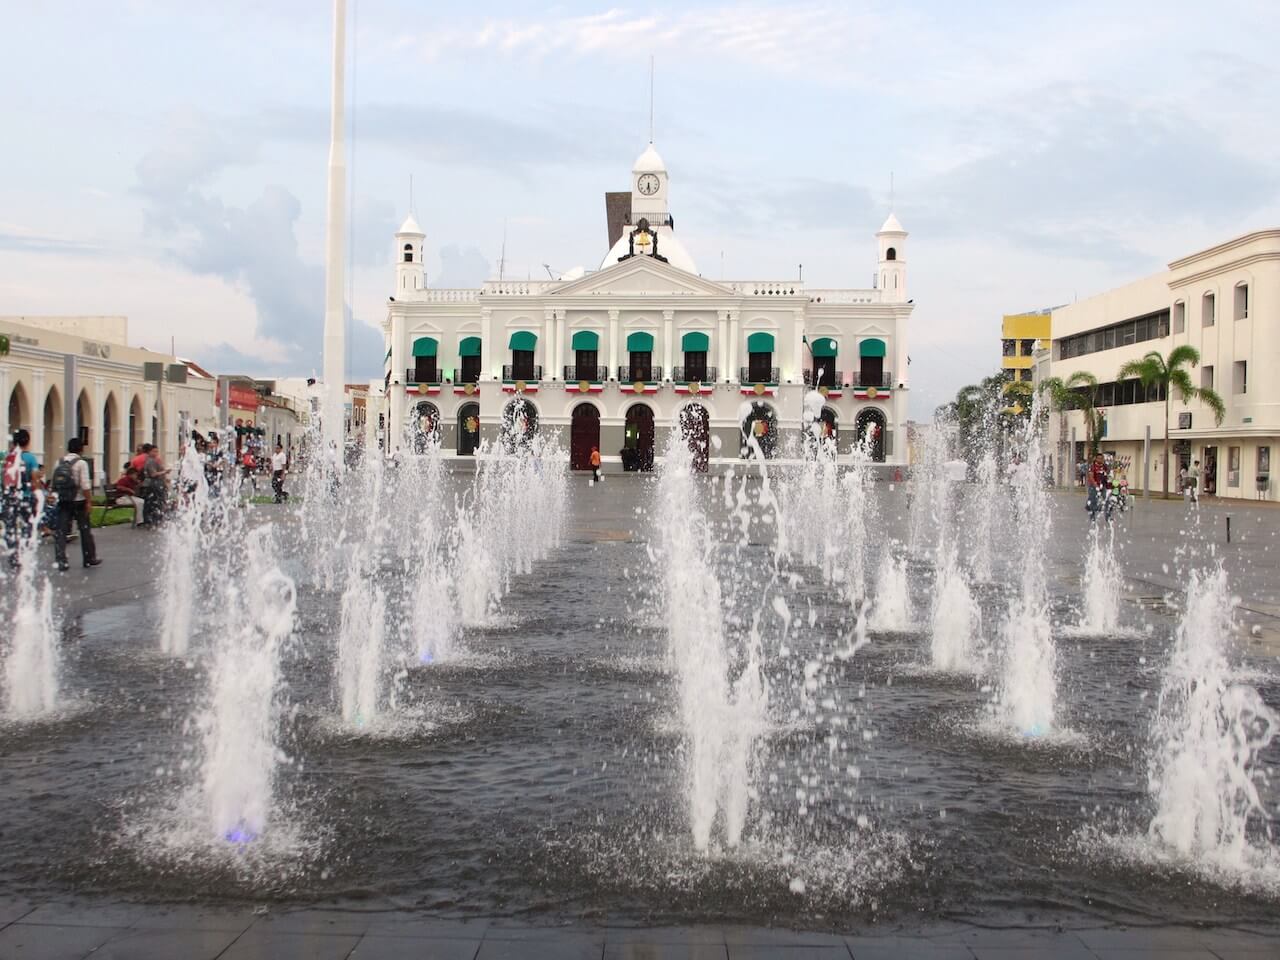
left=631, top=142, right=669, bottom=224
left=877, top=212, right=907, bottom=304
left=395, top=214, right=425, bottom=293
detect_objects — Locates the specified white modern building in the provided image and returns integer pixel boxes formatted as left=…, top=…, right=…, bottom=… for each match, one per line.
left=1, top=315, right=217, bottom=486
left=1048, top=229, right=1279, bottom=500
left=376, top=142, right=913, bottom=471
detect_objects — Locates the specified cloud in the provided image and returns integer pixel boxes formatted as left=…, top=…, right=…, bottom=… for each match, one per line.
left=0, top=225, right=99, bottom=256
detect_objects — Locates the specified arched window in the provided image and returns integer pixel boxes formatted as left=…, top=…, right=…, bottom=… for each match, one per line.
left=886, top=247, right=897, bottom=261
left=403, top=243, right=414, bottom=263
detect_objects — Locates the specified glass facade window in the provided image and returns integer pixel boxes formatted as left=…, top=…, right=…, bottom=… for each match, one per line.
left=1235, top=284, right=1249, bottom=320
left=1002, top=339, right=1016, bottom=356
left=1234, top=360, right=1247, bottom=394
left=1056, top=309, right=1170, bottom=359
left=1019, top=339, right=1035, bottom=355
left=1203, top=292, right=1215, bottom=326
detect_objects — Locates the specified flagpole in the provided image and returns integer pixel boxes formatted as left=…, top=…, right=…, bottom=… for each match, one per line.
left=321, top=0, right=348, bottom=456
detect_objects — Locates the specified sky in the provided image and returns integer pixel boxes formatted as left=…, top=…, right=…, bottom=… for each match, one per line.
left=2, top=0, right=1278, bottom=418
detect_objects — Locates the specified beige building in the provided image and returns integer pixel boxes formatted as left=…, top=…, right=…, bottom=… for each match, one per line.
left=1, top=316, right=217, bottom=487
left=1048, top=229, right=1279, bottom=500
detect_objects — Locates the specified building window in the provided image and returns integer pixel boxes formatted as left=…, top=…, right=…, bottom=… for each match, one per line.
left=1019, top=338, right=1035, bottom=355
left=1202, top=292, right=1215, bottom=326
left=403, top=243, right=413, bottom=263
left=1228, top=446, right=1241, bottom=487
left=1259, top=446, right=1270, bottom=475
left=886, top=247, right=896, bottom=261
left=1234, top=283, right=1249, bottom=320
left=1173, top=300, right=1185, bottom=334
left=1020, top=368, right=1033, bottom=382
left=1002, top=339, right=1016, bottom=357
left=1201, top=365, right=1213, bottom=390
left=1233, top=360, right=1247, bottom=394
left=1054, top=308, right=1169, bottom=360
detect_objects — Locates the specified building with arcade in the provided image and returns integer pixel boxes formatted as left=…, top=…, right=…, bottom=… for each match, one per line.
left=375, top=142, right=913, bottom=471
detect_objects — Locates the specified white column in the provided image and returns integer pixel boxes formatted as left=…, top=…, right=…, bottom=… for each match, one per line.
left=93, top=377, right=105, bottom=488
left=729, top=311, right=740, bottom=381
left=555, top=313, right=567, bottom=383
left=321, top=0, right=348, bottom=452
left=481, top=308, right=495, bottom=380
left=31, top=370, right=45, bottom=463
left=389, top=312, right=405, bottom=450
left=608, top=309, right=620, bottom=381
left=791, top=311, right=804, bottom=385
left=662, top=309, right=674, bottom=380
left=717, top=310, right=728, bottom=382
left=543, top=310, right=555, bottom=379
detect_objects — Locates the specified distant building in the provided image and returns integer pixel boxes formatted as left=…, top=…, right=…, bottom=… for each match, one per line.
left=1, top=315, right=216, bottom=486
left=1047, top=229, right=1279, bottom=500
left=1001, top=309, right=1054, bottom=385
left=377, top=141, right=914, bottom=469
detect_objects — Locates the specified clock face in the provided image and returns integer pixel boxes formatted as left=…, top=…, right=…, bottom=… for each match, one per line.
left=637, top=173, right=660, bottom=196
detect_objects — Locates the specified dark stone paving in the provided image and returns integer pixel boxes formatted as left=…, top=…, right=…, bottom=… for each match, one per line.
left=0, top=903, right=1275, bottom=959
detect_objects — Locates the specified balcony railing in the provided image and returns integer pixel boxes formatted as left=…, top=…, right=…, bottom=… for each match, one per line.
left=616, top=366, right=663, bottom=382
left=851, top=372, right=893, bottom=388
left=739, top=366, right=781, bottom=385
left=802, top=369, right=843, bottom=388
left=502, top=364, right=542, bottom=381
left=406, top=369, right=443, bottom=385
left=456, top=367, right=481, bottom=384
left=563, top=365, right=608, bottom=382
left=672, top=366, right=718, bottom=383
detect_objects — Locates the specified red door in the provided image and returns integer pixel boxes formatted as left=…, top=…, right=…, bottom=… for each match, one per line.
left=570, top=404, right=600, bottom=470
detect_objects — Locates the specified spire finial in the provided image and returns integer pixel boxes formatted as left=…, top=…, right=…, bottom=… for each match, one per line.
left=648, top=55, right=655, bottom=143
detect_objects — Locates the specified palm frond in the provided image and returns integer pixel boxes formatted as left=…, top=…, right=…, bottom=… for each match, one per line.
left=1197, top=386, right=1226, bottom=425
left=1167, top=343, right=1201, bottom=370
left=1169, top=368, right=1195, bottom=401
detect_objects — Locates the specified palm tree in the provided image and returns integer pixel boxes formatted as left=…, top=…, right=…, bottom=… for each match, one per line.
left=1038, top=371, right=1104, bottom=460
left=1116, top=346, right=1225, bottom=496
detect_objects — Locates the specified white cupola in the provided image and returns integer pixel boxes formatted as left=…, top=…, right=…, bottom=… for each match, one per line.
left=395, top=213, right=425, bottom=293
left=876, top=212, right=907, bottom=303
left=631, top=142, right=669, bottom=222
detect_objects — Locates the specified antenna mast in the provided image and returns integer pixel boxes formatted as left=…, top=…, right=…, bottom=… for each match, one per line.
left=498, top=219, right=507, bottom=281
left=649, top=55, right=654, bottom=142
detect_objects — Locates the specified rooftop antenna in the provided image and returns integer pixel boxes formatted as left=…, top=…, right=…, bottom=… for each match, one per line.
left=498, top=219, right=508, bottom=281
left=648, top=54, right=655, bottom=143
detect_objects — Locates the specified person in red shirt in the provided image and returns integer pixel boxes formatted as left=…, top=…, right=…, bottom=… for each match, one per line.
left=1086, top=453, right=1108, bottom=520
left=114, top=466, right=146, bottom=527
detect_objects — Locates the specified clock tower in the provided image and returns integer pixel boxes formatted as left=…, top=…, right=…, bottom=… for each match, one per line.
left=631, top=142, right=669, bottom=224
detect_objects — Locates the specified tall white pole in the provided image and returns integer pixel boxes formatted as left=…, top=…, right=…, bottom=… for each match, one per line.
left=322, top=0, right=348, bottom=454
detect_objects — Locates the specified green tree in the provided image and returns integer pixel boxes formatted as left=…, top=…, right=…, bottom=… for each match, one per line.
left=1116, top=346, right=1225, bottom=496
left=1038, top=370, right=1103, bottom=457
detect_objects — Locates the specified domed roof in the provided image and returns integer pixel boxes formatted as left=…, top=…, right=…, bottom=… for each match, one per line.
left=633, top=142, right=666, bottom=173
left=397, top=213, right=424, bottom=236
left=878, top=212, right=906, bottom=234
left=601, top=227, right=697, bottom=275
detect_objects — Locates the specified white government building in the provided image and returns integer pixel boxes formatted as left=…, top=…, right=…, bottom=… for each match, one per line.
left=1047, top=228, right=1280, bottom=500
left=374, top=142, right=913, bottom=471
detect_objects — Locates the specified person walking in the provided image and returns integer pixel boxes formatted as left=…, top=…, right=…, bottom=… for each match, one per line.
left=1187, top=458, right=1201, bottom=505
left=1086, top=453, right=1108, bottom=521
left=589, top=446, right=602, bottom=485
left=51, top=438, right=100, bottom=571
left=271, top=443, right=289, bottom=503
left=3, top=429, right=42, bottom=566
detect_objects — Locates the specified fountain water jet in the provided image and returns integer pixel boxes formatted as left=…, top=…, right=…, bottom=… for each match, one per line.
left=930, top=544, right=983, bottom=672
left=869, top=552, right=912, bottom=632
left=159, top=443, right=211, bottom=655
left=1078, top=524, right=1122, bottom=634
left=3, top=517, right=59, bottom=718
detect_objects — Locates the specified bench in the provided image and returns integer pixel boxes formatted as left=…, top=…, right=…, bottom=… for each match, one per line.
left=94, top=483, right=123, bottom=527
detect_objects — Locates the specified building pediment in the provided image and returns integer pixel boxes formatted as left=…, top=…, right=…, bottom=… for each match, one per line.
left=553, top=257, right=733, bottom=299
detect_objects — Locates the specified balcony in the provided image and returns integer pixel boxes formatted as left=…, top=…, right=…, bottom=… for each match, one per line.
left=616, top=365, right=663, bottom=383
left=851, top=372, right=893, bottom=388
left=802, top=369, right=843, bottom=388
left=405, top=369, right=443, bottom=385
left=671, top=366, right=718, bottom=383
left=739, top=367, right=781, bottom=385
left=563, top=365, right=608, bottom=382
left=502, top=364, right=542, bottom=382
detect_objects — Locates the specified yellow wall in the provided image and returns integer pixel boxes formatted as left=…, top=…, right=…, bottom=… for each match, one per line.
left=1001, top=312, right=1052, bottom=371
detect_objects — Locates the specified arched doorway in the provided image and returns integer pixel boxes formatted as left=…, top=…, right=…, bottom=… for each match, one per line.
left=805, top=406, right=839, bottom=459
left=623, top=403, right=655, bottom=471
left=103, top=394, right=118, bottom=477
left=43, top=387, right=63, bottom=461
left=128, top=395, right=142, bottom=457
left=854, top=408, right=887, bottom=462
left=569, top=403, right=601, bottom=470
left=457, top=402, right=480, bottom=456
left=678, top=403, right=709, bottom=473
left=8, top=382, right=30, bottom=436
left=76, top=389, right=92, bottom=448
left=409, top=400, right=441, bottom=453
left=740, top=401, right=778, bottom=459
left=501, top=398, right=539, bottom=452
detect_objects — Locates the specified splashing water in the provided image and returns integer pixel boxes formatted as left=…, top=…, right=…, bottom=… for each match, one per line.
left=996, top=398, right=1058, bottom=736
left=1148, top=565, right=1279, bottom=870
left=656, top=423, right=767, bottom=852
left=336, top=547, right=388, bottom=728
left=1078, top=524, right=1122, bottom=634
left=3, top=515, right=59, bottom=717
left=159, top=443, right=212, bottom=655
left=869, top=552, right=913, bottom=632
left=404, top=445, right=457, bottom=664
left=969, top=452, right=998, bottom=582
left=199, top=524, right=296, bottom=842
left=930, top=544, right=983, bottom=673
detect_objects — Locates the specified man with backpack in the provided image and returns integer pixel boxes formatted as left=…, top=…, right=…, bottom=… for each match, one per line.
left=3, top=428, right=42, bottom=567
left=52, top=438, right=100, bottom=571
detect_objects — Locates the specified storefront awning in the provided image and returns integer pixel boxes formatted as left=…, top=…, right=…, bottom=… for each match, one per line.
left=626, top=331, right=654, bottom=352
left=681, top=331, right=709, bottom=352
left=747, top=331, right=775, bottom=353
left=411, top=336, right=438, bottom=358
left=859, top=338, right=886, bottom=358
left=509, top=330, right=537, bottom=351
left=811, top=337, right=838, bottom=357
left=458, top=336, right=482, bottom=357
left=571, top=330, right=599, bottom=351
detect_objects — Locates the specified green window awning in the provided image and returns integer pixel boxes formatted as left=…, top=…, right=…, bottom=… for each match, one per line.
left=811, top=337, right=838, bottom=357
left=509, top=330, right=537, bottom=351
left=681, top=331, right=709, bottom=352
left=626, top=331, right=654, bottom=352
left=859, top=337, right=886, bottom=358
left=747, top=331, right=775, bottom=353
left=411, top=336, right=438, bottom=358
left=571, top=330, right=599, bottom=351
left=458, top=336, right=482, bottom=357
